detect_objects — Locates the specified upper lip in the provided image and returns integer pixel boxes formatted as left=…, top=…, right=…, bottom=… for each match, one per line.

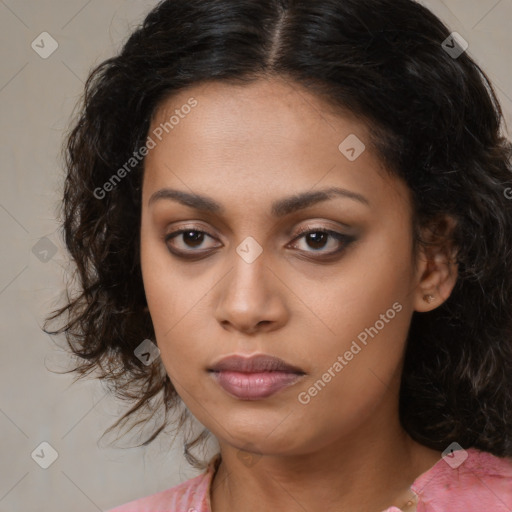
left=209, top=354, right=305, bottom=374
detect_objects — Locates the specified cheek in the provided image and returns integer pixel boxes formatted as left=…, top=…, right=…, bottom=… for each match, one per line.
left=290, top=302, right=410, bottom=449
left=140, top=237, right=171, bottom=332
left=297, top=227, right=414, bottom=405
left=313, top=229, right=412, bottom=348
left=140, top=219, right=195, bottom=324
left=140, top=229, right=218, bottom=386
left=140, top=229, right=184, bottom=357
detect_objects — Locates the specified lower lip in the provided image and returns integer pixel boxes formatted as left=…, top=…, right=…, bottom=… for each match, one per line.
left=211, top=371, right=304, bottom=400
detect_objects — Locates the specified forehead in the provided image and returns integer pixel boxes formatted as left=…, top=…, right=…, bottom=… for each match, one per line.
left=143, top=77, right=409, bottom=215
left=150, top=77, right=367, bottom=154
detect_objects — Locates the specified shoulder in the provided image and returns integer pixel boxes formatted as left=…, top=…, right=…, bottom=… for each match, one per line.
left=105, top=455, right=220, bottom=512
left=413, top=447, right=512, bottom=512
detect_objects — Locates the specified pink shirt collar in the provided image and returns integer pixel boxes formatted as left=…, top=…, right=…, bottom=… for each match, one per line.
left=108, top=447, right=512, bottom=511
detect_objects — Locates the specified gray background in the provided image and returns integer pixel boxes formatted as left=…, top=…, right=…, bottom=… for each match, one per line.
left=1, top=1, right=511, bottom=511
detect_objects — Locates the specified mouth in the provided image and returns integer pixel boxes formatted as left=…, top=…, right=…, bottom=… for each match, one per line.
left=208, top=354, right=306, bottom=400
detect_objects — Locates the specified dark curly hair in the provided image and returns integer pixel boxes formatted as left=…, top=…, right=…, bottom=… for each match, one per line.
left=45, top=0, right=512, bottom=468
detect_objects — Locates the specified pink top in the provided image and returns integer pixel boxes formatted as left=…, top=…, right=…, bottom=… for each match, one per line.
left=107, top=448, right=512, bottom=511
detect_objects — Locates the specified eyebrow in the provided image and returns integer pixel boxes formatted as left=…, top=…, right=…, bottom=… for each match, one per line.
left=148, top=186, right=370, bottom=217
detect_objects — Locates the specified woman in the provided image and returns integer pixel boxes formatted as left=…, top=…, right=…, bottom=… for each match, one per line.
left=45, top=0, right=512, bottom=510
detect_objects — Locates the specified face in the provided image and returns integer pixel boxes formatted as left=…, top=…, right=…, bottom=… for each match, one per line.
left=140, top=77, right=429, bottom=456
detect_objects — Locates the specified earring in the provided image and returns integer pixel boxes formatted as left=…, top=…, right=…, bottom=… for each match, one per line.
left=423, top=294, right=435, bottom=304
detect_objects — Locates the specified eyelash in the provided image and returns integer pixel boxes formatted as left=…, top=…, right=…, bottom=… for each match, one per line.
left=164, top=224, right=354, bottom=260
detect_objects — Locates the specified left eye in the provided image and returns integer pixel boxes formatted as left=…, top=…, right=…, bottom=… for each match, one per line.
left=288, top=228, right=352, bottom=254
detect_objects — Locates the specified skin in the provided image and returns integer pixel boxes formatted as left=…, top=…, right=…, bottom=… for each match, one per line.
left=140, top=76, right=459, bottom=512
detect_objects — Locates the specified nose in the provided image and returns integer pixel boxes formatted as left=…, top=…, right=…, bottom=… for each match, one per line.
left=214, top=249, right=288, bottom=335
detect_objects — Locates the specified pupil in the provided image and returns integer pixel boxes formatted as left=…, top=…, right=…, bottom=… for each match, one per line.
left=308, top=232, right=327, bottom=249
left=184, top=231, right=204, bottom=247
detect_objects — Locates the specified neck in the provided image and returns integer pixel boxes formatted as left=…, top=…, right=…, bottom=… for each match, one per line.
left=210, top=406, right=441, bottom=512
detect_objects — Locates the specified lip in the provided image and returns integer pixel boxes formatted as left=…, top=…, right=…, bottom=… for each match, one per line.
left=209, top=354, right=305, bottom=373
left=208, top=354, right=306, bottom=400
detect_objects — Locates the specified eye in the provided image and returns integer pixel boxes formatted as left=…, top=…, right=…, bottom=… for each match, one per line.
left=164, top=224, right=354, bottom=259
left=288, top=226, right=354, bottom=257
left=165, top=227, right=220, bottom=256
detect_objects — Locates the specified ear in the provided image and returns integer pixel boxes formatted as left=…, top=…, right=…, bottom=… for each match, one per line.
left=413, top=215, right=459, bottom=313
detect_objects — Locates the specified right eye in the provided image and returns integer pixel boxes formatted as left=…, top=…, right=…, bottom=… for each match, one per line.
left=164, top=227, right=222, bottom=257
